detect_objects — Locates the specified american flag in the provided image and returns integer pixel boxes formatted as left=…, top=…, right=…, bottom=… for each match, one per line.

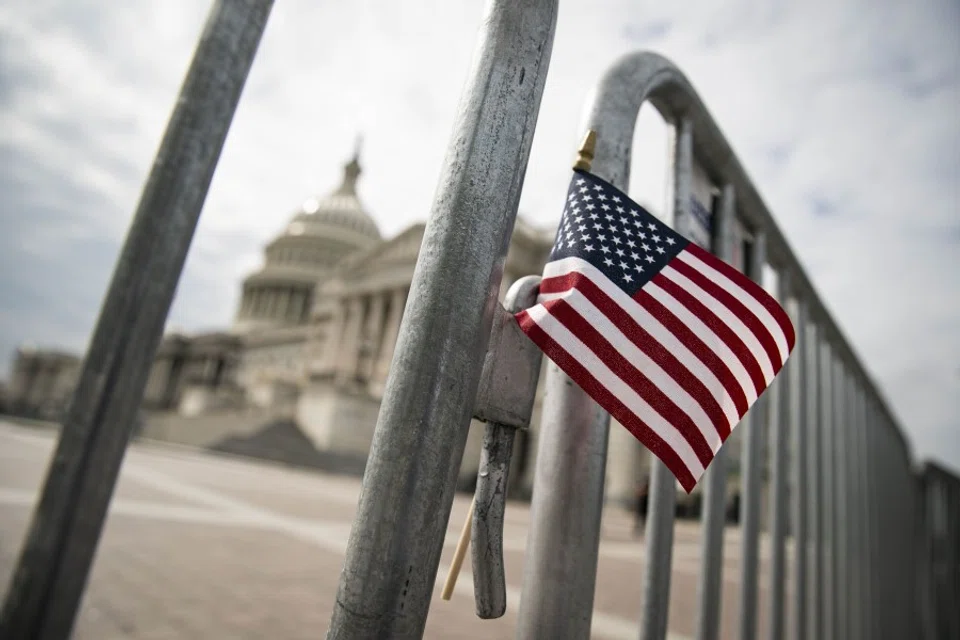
left=515, top=170, right=795, bottom=492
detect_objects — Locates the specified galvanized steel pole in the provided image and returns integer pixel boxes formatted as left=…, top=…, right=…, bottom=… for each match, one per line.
left=515, top=363, right=610, bottom=639
left=807, top=324, right=824, bottom=640
left=638, top=115, right=692, bottom=640
left=831, top=359, right=847, bottom=640
left=790, top=301, right=810, bottom=640
left=765, top=274, right=793, bottom=640
left=819, top=342, right=834, bottom=640
left=864, top=399, right=880, bottom=640
left=0, top=3, right=273, bottom=639
left=844, top=371, right=863, bottom=639
left=694, top=183, right=736, bottom=640
left=737, top=232, right=768, bottom=640
left=326, top=1, right=557, bottom=637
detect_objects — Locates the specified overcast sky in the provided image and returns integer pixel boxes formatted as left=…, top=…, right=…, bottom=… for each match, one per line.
left=0, top=0, right=957, bottom=472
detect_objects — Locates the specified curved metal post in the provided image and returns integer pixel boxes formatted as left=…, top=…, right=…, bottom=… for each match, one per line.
left=694, top=183, right=735, bottom=640
left=807, top=322, right=824, bottom=640
left=515, top=365, right=610, bottom=639
left=831, top=359, right=847, bottom=640
left=0, top=2, right=273, bottom=638
left=326, top=1, right=558, bottom=637
left=819, top=341, right=835, bottom=640
left=790, top=300, right=810, bottom=640
left=635, top=115, right=694, bottom=640
left=737, top=232, right=768, bottom=640
left=765, top=273, right=794, bottom=640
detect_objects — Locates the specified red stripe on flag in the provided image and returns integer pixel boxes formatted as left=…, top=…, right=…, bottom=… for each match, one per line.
left=546, top=298, right=715, bottom=467
left=516, top=309, right=698, bottom=492
left=633, top=290, right=750, bottom=419
left=650, top=273, right=768, bottom=398
left=670, top=257, right=784, bottom=371
left=686, top=243, right=796, bottom=351
left=543, top=272, right=732, bottom=441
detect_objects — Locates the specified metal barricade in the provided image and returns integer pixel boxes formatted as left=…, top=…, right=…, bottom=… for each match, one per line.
left=512, top=50, right=927, bottom=640
left=918, top=463, right=960, bottom=640
left=0, top=2, right=942, bottom=640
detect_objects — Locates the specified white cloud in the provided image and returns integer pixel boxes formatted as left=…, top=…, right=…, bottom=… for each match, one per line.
left=0, top=0, right=957, bottom=471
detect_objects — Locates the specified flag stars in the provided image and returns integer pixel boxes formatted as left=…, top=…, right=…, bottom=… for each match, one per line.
left=666, top=237, right=676, bottom=246
left=623, top=273, right=634, bottom=283
left=656, top=246, right=666, bottom=255
left=645, top=255, right=655, bottom=263
left=603, top=257, right=614, bottom=267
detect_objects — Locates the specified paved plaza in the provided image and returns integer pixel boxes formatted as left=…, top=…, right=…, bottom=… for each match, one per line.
left=0, top=421, right=789, bottom=639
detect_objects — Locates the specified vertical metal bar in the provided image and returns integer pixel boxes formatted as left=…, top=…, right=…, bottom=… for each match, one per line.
left=790, top=301, right=809, bottom=640
left=806, top=321, right=823, bottom=640
left=848, top=378, right=864, bottom=640
left=0, top=3, right=273, bottom=639
left=638, top=115, right=693, bottom=640
left=865, top=399, right=881, bottom=640
left=737, top=232, right=768, bottom=640
left=694, top=183, right=735, bottom=640
left=876, top=408, right=891, bottom=640
left=831, top=360, right=847, bottom=640
left=515, top=362, right=610, bottom=639
left=818, top=341, right=834, bottom=640
left=327, top=1, right=558, bottom=636
left=765, top=275, right=794, bottom=640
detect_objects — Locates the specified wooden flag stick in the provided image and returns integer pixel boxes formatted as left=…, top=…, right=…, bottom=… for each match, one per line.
left=441, top=495, right=476, bottom=600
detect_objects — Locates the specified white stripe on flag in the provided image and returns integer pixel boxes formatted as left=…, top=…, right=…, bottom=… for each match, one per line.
left=524, top=303, right=706, bottom=479
left=643, top=280, right=760, bottom=404
left=540, top=257, right=744, bottom=424
left=659, top=265, right=776, bottom=382
left=556, top=286, right=723, bottom=452
left=676, top=250, right=791, bottom=362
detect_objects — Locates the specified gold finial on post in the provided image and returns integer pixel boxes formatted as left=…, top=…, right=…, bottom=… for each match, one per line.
left=573, top=129, right=597, bottom=172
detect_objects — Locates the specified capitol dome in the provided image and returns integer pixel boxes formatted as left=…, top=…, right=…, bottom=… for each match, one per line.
left=282, top=153, right=381, bottom=244
left=233, top=149, right=382, bottom=333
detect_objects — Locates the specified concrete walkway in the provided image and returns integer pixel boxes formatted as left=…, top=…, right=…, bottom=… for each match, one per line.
left=0, top=421, right=787, bottom=639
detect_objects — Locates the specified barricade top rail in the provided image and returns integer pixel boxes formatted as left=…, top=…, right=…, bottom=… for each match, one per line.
left=586, top=50, right=911, bottom=461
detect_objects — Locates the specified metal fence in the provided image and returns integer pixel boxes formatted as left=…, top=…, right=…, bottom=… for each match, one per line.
left=1, top=1, right=956, bottom=639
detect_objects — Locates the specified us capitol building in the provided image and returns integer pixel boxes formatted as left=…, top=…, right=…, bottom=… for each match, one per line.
left=3, top=150, right=735, bottom=508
